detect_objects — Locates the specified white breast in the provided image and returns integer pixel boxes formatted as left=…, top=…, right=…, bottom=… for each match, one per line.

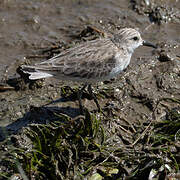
left=109, top=52, right=132, bottom=78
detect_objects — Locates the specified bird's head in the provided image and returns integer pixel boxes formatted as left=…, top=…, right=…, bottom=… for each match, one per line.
left=112, top=28, right=157, bottom=53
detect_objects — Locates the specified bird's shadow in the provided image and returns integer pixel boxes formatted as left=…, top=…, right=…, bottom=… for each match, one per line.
left=44, top=90, right=93, bottom=105
left=0, top=86, right=99, bottom=142
left=0, top=98, right=83, bottom=142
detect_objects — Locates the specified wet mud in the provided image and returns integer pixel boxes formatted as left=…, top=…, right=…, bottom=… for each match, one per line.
left=0, top=0, right=180, bottom=179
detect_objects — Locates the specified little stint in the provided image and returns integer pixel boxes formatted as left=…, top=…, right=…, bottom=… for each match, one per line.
left=21, top=28, right=157, bottom=112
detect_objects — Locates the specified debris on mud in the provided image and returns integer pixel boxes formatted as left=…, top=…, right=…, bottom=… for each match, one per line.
left=0, top=106, right=180, bottom=179
left=131, top=0, right=180, bottom=24
left=0, top=0, right=180, bottom=179
left=73, top=26, right=106, bottom=40
left=156, top=43, right=180, bottom=62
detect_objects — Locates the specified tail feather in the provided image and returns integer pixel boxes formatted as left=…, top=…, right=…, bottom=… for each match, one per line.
left=21, top=65, right=53, bottom=80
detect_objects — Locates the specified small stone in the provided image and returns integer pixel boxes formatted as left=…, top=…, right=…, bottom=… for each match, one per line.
left=158, top=51, right=176, bottom=62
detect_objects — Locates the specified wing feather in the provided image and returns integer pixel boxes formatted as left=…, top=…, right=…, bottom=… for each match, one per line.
left=22, top=38, right=119, bottom=81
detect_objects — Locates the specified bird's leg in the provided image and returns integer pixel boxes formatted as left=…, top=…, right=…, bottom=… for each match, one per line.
left=77, top=83, right=88, bottom=114
left=87, top=84, right=101, bottom=112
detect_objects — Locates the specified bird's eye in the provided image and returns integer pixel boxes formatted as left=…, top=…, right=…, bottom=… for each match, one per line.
left=132, top=36, right=139, bottom=41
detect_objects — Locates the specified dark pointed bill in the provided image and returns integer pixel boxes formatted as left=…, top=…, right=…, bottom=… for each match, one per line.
left=143, top=41, right=157, bottom=49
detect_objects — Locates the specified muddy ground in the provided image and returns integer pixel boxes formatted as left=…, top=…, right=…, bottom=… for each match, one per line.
left=0, top=0, right=180, bottom=179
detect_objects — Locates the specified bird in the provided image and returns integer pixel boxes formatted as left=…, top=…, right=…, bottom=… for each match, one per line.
left=21, top=28, right=157, bottom=113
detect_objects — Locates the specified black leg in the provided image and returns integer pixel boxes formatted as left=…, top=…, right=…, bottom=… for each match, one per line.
left=87, top=84, right=101, bottom=112
left=77, top=84, right=88, bottom=114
